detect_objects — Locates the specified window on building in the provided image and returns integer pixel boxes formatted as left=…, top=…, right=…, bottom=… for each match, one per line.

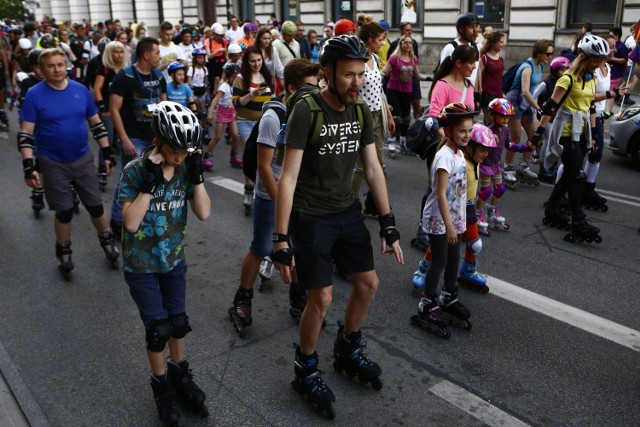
left=393, top=0, right=422, bottom=28
left=240, top=0, right=255, bottom=23
left=470, top=0, right=505, bottom=27
left=332, top=0, right=354, bottom=22
left=567, top=0, right=617, bottom=29
left=282, top=0, right=299, bottom=22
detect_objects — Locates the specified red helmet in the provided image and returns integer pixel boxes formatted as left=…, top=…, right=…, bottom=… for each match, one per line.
left=488, top=98, right=516, bottom=117
left=437, top=102, right=476, bottom=127
left=334, top=19, right=356, bottom=36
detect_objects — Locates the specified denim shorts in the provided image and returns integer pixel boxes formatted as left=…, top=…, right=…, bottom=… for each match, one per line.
left=290, top=200, right=374, bottom=289
left=124, top=260, right=187, bottom=328
left=250, top=196, right=275, bottom=257
left=237, top=119, right=257, bottom=141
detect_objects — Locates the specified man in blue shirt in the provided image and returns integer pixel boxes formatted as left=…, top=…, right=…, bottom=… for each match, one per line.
left=19, top=48, right=120, bottom=279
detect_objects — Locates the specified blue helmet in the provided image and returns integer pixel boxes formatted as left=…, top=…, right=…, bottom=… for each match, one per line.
left=168, top=61, right=185, bottom=74
left=192, top=47, right=206, bottom=56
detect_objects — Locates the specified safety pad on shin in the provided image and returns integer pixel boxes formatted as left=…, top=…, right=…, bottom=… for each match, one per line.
left=146, top=319, right=173, bottom=352
left=169, top=313, right=192, bottom=339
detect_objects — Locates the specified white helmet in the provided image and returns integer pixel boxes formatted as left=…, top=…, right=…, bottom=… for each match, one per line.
left=212, top=22, right=224, bottom=35
left=152, top=101, right=202, bottom=152
left=19, top=38, right=32, bottom=50
left=228, top=43, right=242, bottom=54
left=578, top=35, right=610, bottom=58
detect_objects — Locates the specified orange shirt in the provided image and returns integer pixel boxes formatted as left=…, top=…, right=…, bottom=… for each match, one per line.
left=236, top=36, right=254, bottom=48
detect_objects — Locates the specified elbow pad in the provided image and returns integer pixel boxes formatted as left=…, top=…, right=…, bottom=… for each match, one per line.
left=17, top=132, right=35, bottom=151
left=541, top=99, right=559, bottom=117
left=90, top=122, right=109, bottom=141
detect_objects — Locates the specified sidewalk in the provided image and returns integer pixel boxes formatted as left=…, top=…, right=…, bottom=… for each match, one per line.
left=0, top=373, right=29, bottom=427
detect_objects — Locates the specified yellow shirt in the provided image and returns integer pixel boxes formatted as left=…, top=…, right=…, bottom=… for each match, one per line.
left=379, top=39, right=390, bottom=69
left=556, top=73, right=596, bottom=137
left=465, top=157, right=479, bottom=202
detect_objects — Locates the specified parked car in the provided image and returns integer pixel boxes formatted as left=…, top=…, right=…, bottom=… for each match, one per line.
left=608, top=107, right=640, bottom=168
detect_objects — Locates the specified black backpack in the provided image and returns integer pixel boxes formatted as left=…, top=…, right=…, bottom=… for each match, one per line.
left=405, top=105, right=441, bottom=165
left=242, top=100, right=286, bottom=181
left=502, top=58, right=535, bottom=94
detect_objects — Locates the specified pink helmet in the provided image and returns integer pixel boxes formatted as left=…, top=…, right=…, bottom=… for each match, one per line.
left=549, top=56, right=571, bottom=71
left=488, top=98, right=516, bottom=117
left=471, top=123, right=497, bottom=148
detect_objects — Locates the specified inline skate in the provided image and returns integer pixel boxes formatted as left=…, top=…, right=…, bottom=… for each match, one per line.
left=385, top=137, right=397, bottom=159
left=411, top=296, right=450, bottom=339
left=167, top=359, right=209, bottom=417
left=333, top=321, right=382, bottom=390
left=289, top=282, right=307, bottom=321
left=538, top=164, right=557, bottom=184
left=56, top=241, right=74, bottom=281
left=202, top=152, right=214, bottom=171
left=503, top=164, right=517, bottom=190
left=564, top=216, right=602, bottom=244
left=457, top=260, right=489, bottom=294
left=98, top=231, right=120, bottom=270
left=582, top=182, right=608, bottom=212
left=0, top=110, right=9, bottom=132
left=242, top=184, right=254, bottom=216
left=230, top=150, right=243, bottom=168
left=486, top=204, right=510, bottom=231
left=476, top=208, right=490, bottom=236
left=410, top=221, right=429, bottom=251
left=257, top=256, right=273, bottom=291
left=542, top=201, right=571, bottom=231
left=149, top=374, right=180, bottom=426
left=411, top=258, right=430, bottom=297
left=97, top=168, right=108, bottom=192
left=439, top=289, right=472, bottom=330
left=31, top=187, right=45, bottom=218
left=398, top=136, right=416, bottom=157
left=228, top=287, right=253, bottom=337
left=516, top=161, right=540, bottom=186
left=291, top=344, right=336, bottom=419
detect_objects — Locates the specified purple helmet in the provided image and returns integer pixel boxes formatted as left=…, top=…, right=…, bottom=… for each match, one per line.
left=471, top=123, right=497, bottom=148
left=243, top=22, right=257, bottom=33
left=549, top=56, right=571, bottom=71
left=488, top=98, right=516, bottom=117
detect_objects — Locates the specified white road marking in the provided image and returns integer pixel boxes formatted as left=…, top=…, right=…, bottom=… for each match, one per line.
left=207, top=176, right=246, bottom=195
left=540, top=182, right=640, bottom=206
left=429, top=380, right=530, bottom=427
left=488, top=275, right=640, bottom=352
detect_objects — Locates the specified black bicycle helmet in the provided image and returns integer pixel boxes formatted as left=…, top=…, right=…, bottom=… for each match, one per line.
left=39, top=34, right=56, bottom=49
left=437, top=102, right=476, bottom=127
left=319, top=35, right=370, bottom=67
left=456, top=13, right=480, bottom=31
left=222, top=62, right=240, bottom=77
left=152, top=101, right=203, bottom=152
left=28, top=49, right=42, bottom=67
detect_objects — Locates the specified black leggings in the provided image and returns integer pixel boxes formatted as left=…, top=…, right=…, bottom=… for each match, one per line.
left=549, top=135, right=587, bottom=220
left=423, top=233, right=462, bottom=299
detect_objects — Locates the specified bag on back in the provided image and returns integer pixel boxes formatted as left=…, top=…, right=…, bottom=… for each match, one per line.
left=502, top=59, right=534, bottom=94
left=405, top=106, right=441, bottom=163
left=242, top=99, right=286, bottom=181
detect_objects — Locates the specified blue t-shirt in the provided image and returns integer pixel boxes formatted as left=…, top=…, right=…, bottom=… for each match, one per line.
left=118, top=147, right=194, bottom=273
left=20, top=80, right=98, bottom=163
left=166, top=82, right=193, bottom=108
left=514, top=58, right=542, bottom=95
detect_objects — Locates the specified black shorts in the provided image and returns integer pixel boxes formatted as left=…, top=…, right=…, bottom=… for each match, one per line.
left=208, top=60, right=225, bottom=79
left=290, top=200, right=374, bottom=289
left=411, top=79, right=422, bottom=102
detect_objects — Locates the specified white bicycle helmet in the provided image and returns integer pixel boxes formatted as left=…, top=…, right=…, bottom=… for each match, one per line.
left=212, top=22, right=225, bottom=35
left=228, top=43, right=242, bottom=54
left=578, top=35, right=610, bottom=58
left=152, top=101, right=202, bottom=152
left=19, top=38, right=32, bottom=50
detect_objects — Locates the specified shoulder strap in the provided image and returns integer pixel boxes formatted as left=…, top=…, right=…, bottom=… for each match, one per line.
left=303, top=91, right=325, bottom=145
left=461, top=80, right=469, bottom=103
left=558, top=74, right=573, bottom=108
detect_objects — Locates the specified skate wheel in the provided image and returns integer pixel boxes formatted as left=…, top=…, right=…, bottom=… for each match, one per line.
left=542, top=217, right=550, bottom=226
left=244, top=207, right=251, bottom=216
left=602, top=205, right=609, bottom=212
left=594, top=235, right=603, bottom=243
left=60, top=268, right=72, bottom=282
left=464, top=320, right=472, bottom=331
left=325, top=405, right=336, bottom=419
left=503, top=224, right=511, bottom=231
left=110, top=259, right=120, bottom=270
left=437, top=327, right=451, bottom=339
left=370, top=377, right=383, bottom=391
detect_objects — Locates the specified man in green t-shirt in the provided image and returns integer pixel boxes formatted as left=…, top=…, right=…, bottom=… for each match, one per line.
left=272, top=35, right=404, bottom=416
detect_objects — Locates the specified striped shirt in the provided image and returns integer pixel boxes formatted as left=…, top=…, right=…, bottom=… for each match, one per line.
left=232, top=75, right=273, bottom=122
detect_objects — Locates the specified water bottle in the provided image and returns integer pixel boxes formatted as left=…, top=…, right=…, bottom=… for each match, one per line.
left=276, top=123, right=286, bottom=164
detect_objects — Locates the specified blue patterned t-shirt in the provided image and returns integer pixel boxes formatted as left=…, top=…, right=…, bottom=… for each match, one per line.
left=118, top=148, right=194, bottom=273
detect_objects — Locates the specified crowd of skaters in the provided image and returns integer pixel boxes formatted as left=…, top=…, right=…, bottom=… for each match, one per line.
left=0, top=10, right=632, bottom=423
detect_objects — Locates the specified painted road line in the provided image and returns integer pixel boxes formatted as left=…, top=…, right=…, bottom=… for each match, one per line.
left=488, top=275, right=640, bottom=352
left=540, top=183, right=640, bottom=206
left=429, top=380, right=530, bottom=427
left=207, top=176, right=245, bottom=195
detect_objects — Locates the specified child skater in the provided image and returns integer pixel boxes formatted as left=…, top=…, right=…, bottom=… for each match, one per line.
left=410, top=103, right=474, bottom=338
left=186, top=48, right=210, bottom=137
left=477, top=98, right=535, bottom=233
left=204, top=62, right=240, bottom=170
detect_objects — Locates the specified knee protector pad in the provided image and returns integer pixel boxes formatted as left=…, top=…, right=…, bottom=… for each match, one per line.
left=169, top=313, right=192, bottom=339
left=55, top=209, right=74, bottom=224
left=477, top=185, right=493, bottom=201
left=85, top=204, right=104, bottom=218
left=467, top=237, right=483, bottom=256
left=493, top=182, right=506, bottom=199
left=145, top=319, right=172, bottom=352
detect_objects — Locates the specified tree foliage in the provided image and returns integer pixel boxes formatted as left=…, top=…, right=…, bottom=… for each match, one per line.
left=0, top=0, right=29, bottom=21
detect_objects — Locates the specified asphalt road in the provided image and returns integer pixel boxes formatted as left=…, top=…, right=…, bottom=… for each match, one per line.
left=1, top=99, right=639, bottom=426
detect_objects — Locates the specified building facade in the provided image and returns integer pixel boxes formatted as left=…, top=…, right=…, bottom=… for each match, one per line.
left=35, top=0, right=640, bottom=67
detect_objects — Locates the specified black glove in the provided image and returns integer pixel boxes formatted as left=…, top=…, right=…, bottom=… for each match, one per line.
left=22, top=158, right=35, bottom=180
left=378, top=213, right=400, bottom=246
left=185, top=152, right=204, bottom=185
left=140, top=157, right=164, bottom=194
left=271, top=247, right=294, bottom=266
left=101, top=146, right=117, bottom=168
left=530, top=126, right=545, bottom=148
left=96, top=100, right=108, bottom=114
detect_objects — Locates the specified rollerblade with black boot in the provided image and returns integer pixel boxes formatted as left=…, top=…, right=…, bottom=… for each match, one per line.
left=457, top=260, right=489, bottom=294
left=439, top=289, right=472, bottom=330
left=257, top=256, right=273, bottom=291
left=564, top=215, right=602, bottom=244
left=291, top=344, right=336, bottom=419
left=542, top=201, right=571, bottom=231
left=31, top=187, right=45, bottom=218
left=538, top=164, right=557, bottom=184
left=167, top=359, right=209, bottom=417
left=411, top=296, right=450, bottom=339
left=228, top=287, right=253, bottom=337
left=411, top=258, right=430, bottom=297
left=582, top=182, right=608, bottom=212
left=56, top=241, right=74, bottom=281
left=149, top=374, right=180, bottom=426
left=486, top=204, right=510, bottom=231
left=98, top=230, right=120, bottom=269
left=0, top=110, right=9, bottom=130
left=516, top=161, right=540, bottom=186
left=333, top=321, right=382, bottom=390
left=243, top=184, right=254, bottom=216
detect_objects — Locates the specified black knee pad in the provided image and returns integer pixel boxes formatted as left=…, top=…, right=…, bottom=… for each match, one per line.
left=85, top=204, right=104, bottom=218
left=169, top=313, right=192, bottom=339
left=55, top=209, right=74, bottom=224
left=145, top=319, right=173, bottom=352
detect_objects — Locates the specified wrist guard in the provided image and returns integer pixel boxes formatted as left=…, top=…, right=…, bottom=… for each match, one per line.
left=541, top=99, right=559, bottom=117
left=272, top=233, right=290, bottom=243
left=22, top=158, right=35, bottom=179
left=530, top=126, right=545, bottom=148
left=140, top=158, right=164, bottom=194
left=101, top=146, right=116, bottom=167
left=378, top=213, right=400, bottom=246
left=96, top=100, right=108, bottom=113
left=90, top=121, right=109, bottom=141
left=271, top=247, right=294, bottom=266
left=17, top=132, right=35, bottom=151
left=185, top=152, right=204, bottom=185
